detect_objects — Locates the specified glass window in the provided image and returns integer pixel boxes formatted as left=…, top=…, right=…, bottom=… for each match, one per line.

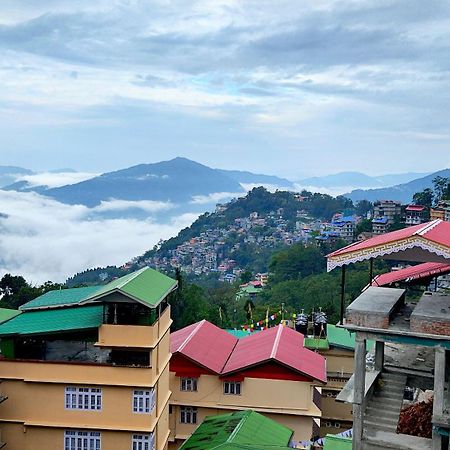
left=180, top=406, right=197, bottom=424
left=64, top=430, right=101, bottom=450
left=65, top=387, right=102, bottom=411
left=180, top=377, right=198, bottom=392
left=133, top=389, right=156, bottom=414
left=132, top=433, right=154, bottom=450
left=223, top=381, right=241, bottom=395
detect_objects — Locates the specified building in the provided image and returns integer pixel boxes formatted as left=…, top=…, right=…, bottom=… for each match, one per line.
left=373, top=200, right=402, bottom=225
left=304, top=325, right=371, bottom=436
left=405, top=204, right=428, bottom=226
left=330, top=216, right=357, bottom=243
left=371, top=217, right=388, bottom=235
left=327, top=219, right=450, bottom=449
left=168, top=320, right=326, bottom=449
left=0, top=267, right=177, bottom=450
left=430, top=200, right=450, bottom=222
left=178, top=410, right=293, bottom=450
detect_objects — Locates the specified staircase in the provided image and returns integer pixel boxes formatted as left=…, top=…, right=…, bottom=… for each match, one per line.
left=362, top=370, right=432, bottom=450
left=364, top=370, right=407, bottom=433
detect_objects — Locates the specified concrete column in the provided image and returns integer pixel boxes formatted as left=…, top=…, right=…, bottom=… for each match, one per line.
left=375, top=340, right=384, bottom=372
left=433, top=346, right=446, bottom=450
left=352, top=335, right=366, bottom=450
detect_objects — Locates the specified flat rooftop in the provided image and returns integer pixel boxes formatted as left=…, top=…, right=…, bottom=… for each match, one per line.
left=347, top=286, right=405, bottom=315
left=411, top=292, right=450, bottom=322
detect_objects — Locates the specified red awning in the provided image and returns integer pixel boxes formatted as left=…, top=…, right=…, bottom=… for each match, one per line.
left=373, top=262, right=450, bottom=287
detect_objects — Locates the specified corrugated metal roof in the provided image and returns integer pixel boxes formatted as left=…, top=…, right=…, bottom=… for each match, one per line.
left=323, top=434, right=352, bottom=450
left=20, top=286, right=101, bottom=311
left=373, top=262, right=450, bottom=287
left=222, top=325, right=327, bottom=383
left=0, top=308, right=21, bottom=324
left=83, top=267, right=177, bottom=308
left=171, top=320, right=238, bottom=374
left=0, top=305, right=103, bottom=336
left=326, top=324, right=373, bottom=351
left=327, top=219, right=450, bottom=271
left=179, top=410, right=292, bottom=450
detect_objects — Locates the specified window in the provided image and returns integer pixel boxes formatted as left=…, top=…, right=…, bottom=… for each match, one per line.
left=180, top=406, right=197, bottom=424
left=133, top=389, right=156, bottom=414
left=223, top=381, right=241, bottom=395
left=132, top=434, right=155, bottom=450
left=64, top=430, right=101, bottom=450
left=65, top=387, right=102, bottom=411
left=180, top=377, right=198, bottom=392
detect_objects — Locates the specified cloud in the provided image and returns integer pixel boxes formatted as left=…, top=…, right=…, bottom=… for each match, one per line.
left=189, top=191, right=243, bottom=205
left=0, top=190, right=194, bottom=284
left=19, top=171, right=99, bottom=188
left=93, top=198, right=174, bottom=213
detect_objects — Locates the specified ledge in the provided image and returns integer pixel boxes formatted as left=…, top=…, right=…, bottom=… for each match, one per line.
left=336, top=369, right=380, bottom=404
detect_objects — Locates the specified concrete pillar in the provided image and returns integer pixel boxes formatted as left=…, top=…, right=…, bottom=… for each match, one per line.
left=352, top=335, right=366, bottom=450
left=375, top=341, right=384, bottom=372
left=433, top=347, right=446, bottom=450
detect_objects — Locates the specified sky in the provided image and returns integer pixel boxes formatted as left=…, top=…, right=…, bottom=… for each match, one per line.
left=0, top=0, right=449, bottom=178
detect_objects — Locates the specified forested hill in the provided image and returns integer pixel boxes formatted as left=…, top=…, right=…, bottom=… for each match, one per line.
left=137, top=187, right=353, bottom=258
left=67, top=187, right=356, bottom=286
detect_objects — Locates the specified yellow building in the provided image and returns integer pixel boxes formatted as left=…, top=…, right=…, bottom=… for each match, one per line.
left=168, top=320, right=326, bottom=449
left=0, top=267, right=177, bottom=450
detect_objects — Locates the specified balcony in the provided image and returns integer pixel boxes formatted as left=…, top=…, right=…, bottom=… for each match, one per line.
left=96, top=305, right=171, bottom=349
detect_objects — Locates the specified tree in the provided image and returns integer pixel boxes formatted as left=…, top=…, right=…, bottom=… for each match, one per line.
left=355, top=219, right=372, bottom=237
left=413, top=188, right=433, bottom=208
left=355, top=200, right=373, bottom=217
left=433, top=176, right=450, bottom=202
left=0, top=274, right=42, bottom=309
left=240, top=270, right=252, bottom=284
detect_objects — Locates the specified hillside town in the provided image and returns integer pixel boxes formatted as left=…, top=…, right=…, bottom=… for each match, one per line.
left=130, top=197, right=450, bottom=283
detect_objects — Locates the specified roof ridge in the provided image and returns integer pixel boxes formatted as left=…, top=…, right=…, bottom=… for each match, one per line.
left=220, top=333, right=240, bottom=373
left=270, top=325, right=283, bottom=359
left=227, top=411, right=250, bottom=443
left=177, top=320, right=206, bottom=353
left=115, top=266, right=147, bottom=290
left=417, top=219, right=441, bottom=236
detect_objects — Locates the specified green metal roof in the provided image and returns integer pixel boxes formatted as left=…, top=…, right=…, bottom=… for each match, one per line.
left=20, top=286, right=101, bottom=311
left=83, top=267, right=177, bottom=308
left=179, top=410, right=293, bottom=450
left=327, top=325, right=373, bottom=351
left=323, top=434, right=352, bottom=450
left=225, top=329, right=261, bottom=338
left=304, top=337, right=330, bottom=350
left=0, top=305, right=103, bottom=336
left=0, top=308, right=21, bottom=324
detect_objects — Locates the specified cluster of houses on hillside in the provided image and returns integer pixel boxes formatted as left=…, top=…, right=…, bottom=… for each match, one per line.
left=127, top=199, right=450, bottom=283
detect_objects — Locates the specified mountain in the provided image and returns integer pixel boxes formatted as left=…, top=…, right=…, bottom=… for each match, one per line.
left=217, top=169, right=294, bottom=189
left=36, top=157, right=244, bottom=208
left=346, top=168, right=450, bottom=203
left=0, top=166, right=33, bottom=188
left=297, top=171, right=429, bottom=189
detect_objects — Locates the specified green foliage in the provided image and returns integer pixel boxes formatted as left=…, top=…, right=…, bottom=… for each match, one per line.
left=413, top=188, right=433, bottom=208
left=432, top=176, right=450, bottom=202
left=0, top=274, right=64, bottom=309
left=240, top=270, right=252, bottom=284
left=269, top=244, right=326, bottom=283
left=355, top=218, right=372, bottom=236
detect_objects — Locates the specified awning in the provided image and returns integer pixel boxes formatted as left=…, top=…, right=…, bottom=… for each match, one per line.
left=327, top=220, right=450, bottom=271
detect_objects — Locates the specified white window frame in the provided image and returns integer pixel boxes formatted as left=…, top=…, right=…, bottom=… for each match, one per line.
left=133, top=389, right=156, bottom=414
left=180, top=406, right=197, bottom=424
left=65, top=387, right=102, bottom=411
left=180, top=377, right=198, bottom=392
left=64, top=430, right=101, bottom=450
left=223, top=381, right=241, bottom=395
left=132, top=433, right=155, bottom=450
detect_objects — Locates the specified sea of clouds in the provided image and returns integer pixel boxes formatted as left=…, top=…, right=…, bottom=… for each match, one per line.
left=0, top=189, right=199, bottom=284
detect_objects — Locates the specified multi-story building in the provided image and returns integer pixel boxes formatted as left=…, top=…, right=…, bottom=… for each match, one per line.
left=330, top=216, right=357, bottom=243
left=405, top=204, right=428, bottom=226
left=0, top=267, right=177, bottom=450
left=373, top=200, right=402, bottom=225
left=168, top=320, right=326, bottom=449
left=371, top=217, right=388, bottom=235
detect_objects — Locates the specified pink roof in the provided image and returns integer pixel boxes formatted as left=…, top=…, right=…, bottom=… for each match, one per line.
left=171, top=321, right=327, bottom=383
left=406, top=205, right=426, bottom=212
left=170, top=320, right=238, bottom=374
left=327, top=220, right=450, bottom=271
left=221, top=325, right=327, bottom=383
left=373, top=262, right=450, bottom=287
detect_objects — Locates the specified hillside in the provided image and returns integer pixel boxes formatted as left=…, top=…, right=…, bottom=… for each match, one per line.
left=0, top=166, right=33, bottom=188
left=346, top=168, right=450, bottom=203
left=217, top=169, right=294, bottom=188
left=67, top=187, right=353, bottom=286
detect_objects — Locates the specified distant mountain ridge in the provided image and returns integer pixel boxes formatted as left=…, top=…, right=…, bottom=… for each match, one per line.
left=0, top=166, right=33, bottom=188
left=346, top=168, right=450, bottom=203
left=217, top=169, right=294, bottom=188
left=297, top=171, right=428, bottom=189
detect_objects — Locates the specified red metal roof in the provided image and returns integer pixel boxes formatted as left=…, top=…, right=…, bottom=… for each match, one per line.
left=406, top=205, right=426, bottom=212
left=327, top=220, right=450, bottom=271
left=222, top=325, right=327, bottom=383
left=171, top=321, right=327, bottom=383
left=170, top=320, right=238, bottom=374
left=373, top=262, right=450, bottom=287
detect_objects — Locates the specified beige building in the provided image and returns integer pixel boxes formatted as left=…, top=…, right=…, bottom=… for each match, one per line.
left=168, top=321, right=326, bottom=449
left=0, top=267, right=177, bottom=450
